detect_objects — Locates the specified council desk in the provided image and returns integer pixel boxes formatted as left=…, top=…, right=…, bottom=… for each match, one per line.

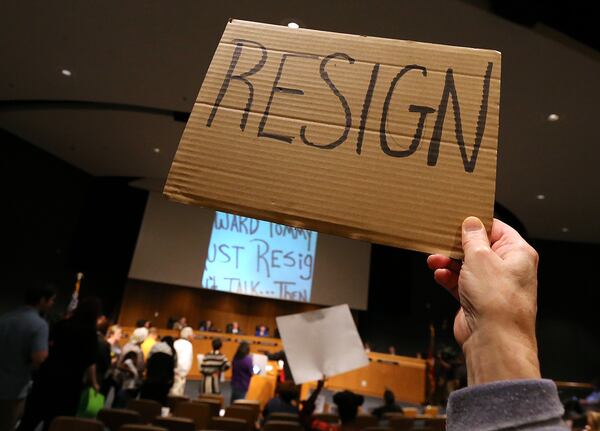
left=120, top=327, right=426, bottom=404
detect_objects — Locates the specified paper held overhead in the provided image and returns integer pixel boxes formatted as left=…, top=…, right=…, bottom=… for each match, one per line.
left=164, top=19, right=501, bottom=258
left=276, top=304, right=369, bottom=384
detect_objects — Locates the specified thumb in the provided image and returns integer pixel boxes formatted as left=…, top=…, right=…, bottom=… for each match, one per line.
left=462, top=217, right=491, bottom=261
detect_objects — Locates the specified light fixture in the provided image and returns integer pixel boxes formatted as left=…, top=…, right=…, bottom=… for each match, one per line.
left=61, top=69, right=72, bottom=77
left=561, top=227, right=569, bottom=233
left=536, top=194, right=545, bottom=200
left=153, top=147, right=161, bottom=154
left=287, top=22, right=300, bottom=29
left=547, top=113, right=559, bottom=122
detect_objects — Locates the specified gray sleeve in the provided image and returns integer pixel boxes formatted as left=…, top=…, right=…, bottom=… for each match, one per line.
left=446, top=379, right=568, bottom=431
left=31, top=320, right=49, bottom=353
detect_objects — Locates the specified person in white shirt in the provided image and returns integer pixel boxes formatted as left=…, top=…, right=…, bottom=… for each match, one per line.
left=170, top=327, right=194, bottom=396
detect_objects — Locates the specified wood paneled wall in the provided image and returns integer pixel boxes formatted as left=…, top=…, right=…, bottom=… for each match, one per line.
left=119, top=279, right=322, bottom=333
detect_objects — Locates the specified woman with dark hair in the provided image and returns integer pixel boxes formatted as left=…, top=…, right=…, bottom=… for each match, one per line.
left=18, top=298, right=101, bottom=431
left=230, top=341, right=253, bottom=402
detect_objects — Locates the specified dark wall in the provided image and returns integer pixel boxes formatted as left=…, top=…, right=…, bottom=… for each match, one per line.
left=3, top=129, right=91, bottom=314
left=357, top=238, right=600, bottom=383
left=2, top=130, right=147, bottom=319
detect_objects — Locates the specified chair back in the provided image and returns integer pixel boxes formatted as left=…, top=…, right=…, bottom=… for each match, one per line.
left=127, top=399, right=163, bottom=423
left=355, top=414, right=378, bottom=429
left=208, top=417, right=248, bottom=431
left=198, top=394, right=224, bottom=406
left=49, top=416, right=104, bottom=431
left=388, top=416, right=415, bottom=431
left=166, top=395, right=189, bottom=412
left=225, top=405, right=257, bottom=424
left=120, top=426, right=167, bottom=431
left=193, top=398, right=221, bottom=417
left=423, top=417, right=446, bottom=431
left=153, top=416, right=196, bottom=431
left=232, top=400, right=260, bottom=419
left=98, top=408, right=142, bottom=431
left=174, top=401, right=212, bottom=429
left=262, top=420, right=303, bottom=431
left=312, top=413, right=339, bottom=424
left=266, top=412, right=299, bottom=423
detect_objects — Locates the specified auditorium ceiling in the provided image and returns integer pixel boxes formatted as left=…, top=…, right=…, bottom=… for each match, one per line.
left=1, top=0, right=598, bottom=243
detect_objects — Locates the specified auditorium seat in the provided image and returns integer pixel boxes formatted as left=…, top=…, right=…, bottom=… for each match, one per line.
left=262, top=420, right=303, bottom=431
left=194, top=398, right=222, bottom=416
left=128, top=399, right=163, bottom=423
left=120, top=425, right=167, bottom=431
left=208, top=417, right=248, bottom=431
left=363, top=427, right=392, bottom=431
left=174, top=401, right=212, bottom=430
left=98, top=408, right=142, bottom=431
left=225, top=404, right=258, bottom=425
left=232, top=399, right=260, bottom=420
left=265, top=413, right=299, bottom=423
left=355, top=414, right=378, bottom=429
left=198, top=394, right=224, bottom=406
left=48, top=416, right=104, bottom=431
left=153, top=416, right=196, bottom=431
left=167, top=395, right=190, bottom=412
left=423, top=417, right=445, bottom=431
left=388, top=416, right=415, bottom=431
left=312, top=413, right=339, bottom=423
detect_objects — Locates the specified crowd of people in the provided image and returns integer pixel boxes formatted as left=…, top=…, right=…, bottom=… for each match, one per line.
left=167, top=317, right=270, bottom=337
left=1, top=217, right=600, bottom=431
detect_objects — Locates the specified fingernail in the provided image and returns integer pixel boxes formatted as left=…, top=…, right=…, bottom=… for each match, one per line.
left=463, top=217, right=483, bottom=232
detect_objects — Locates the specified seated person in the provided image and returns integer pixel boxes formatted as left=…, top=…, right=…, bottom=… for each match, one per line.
left=198, top=319, right=217, bottom=332
left=371, top=389, right=403, bottom=419
left=263, top=381, right=299, bottom=422
left=226, top=321, right=242, bottom=334
left=255, top=324, right=269, bottom=337
left=199, top=338, right=230, bottom=394
left=310, top=390, right=364, bottom=431
left=173, top=316, right=188, bottom=331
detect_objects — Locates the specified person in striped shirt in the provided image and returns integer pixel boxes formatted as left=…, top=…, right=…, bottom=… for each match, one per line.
left=199, top=338, right=230, bottom=394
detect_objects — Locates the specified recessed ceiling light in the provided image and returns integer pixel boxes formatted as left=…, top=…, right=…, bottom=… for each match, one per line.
left=547, top=113, right=559, bottom=122
left=287, top=22, right=300, bottom=29
left=153, top=147, right=161, bottom=153
left=536, top=194, right=545, bottom=200
left=61, top=69, right=72, bottom=77
left=561, top=227, right=569, bottom=233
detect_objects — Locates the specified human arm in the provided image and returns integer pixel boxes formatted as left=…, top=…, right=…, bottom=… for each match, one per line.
left=427, top=217, right=566, bottom=430
left=30, top=320, right=49, bottom=368
left=86, top=364, right=100, bottom=392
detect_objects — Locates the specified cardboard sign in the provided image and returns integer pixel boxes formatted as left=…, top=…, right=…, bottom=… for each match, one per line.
left=276, top=304, right=369, bottom=384
left=164, top=20, right=501, bottom=258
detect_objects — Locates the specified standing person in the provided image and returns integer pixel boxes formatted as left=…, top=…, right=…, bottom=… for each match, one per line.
left=171, top=327, right=194, bottom=396
left=141, top=327, right=158, bottom=360
left=100, top=325, right=122, bottom=402
left=113, top=327, right=147, bottom=407
left=95, top=316, right=112, bottom=398
left=231, top=341, right=253, bottom=403
left=0, top=285, right=54, bottom=431
left=18, top=297, right=101, bottom=431
left=199, top=338, right=230, bottom=394
left=141, top=343, right=175, bottom=406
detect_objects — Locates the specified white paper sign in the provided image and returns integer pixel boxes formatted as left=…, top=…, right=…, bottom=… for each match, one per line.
left=276, top=304, right=369, bottom=384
